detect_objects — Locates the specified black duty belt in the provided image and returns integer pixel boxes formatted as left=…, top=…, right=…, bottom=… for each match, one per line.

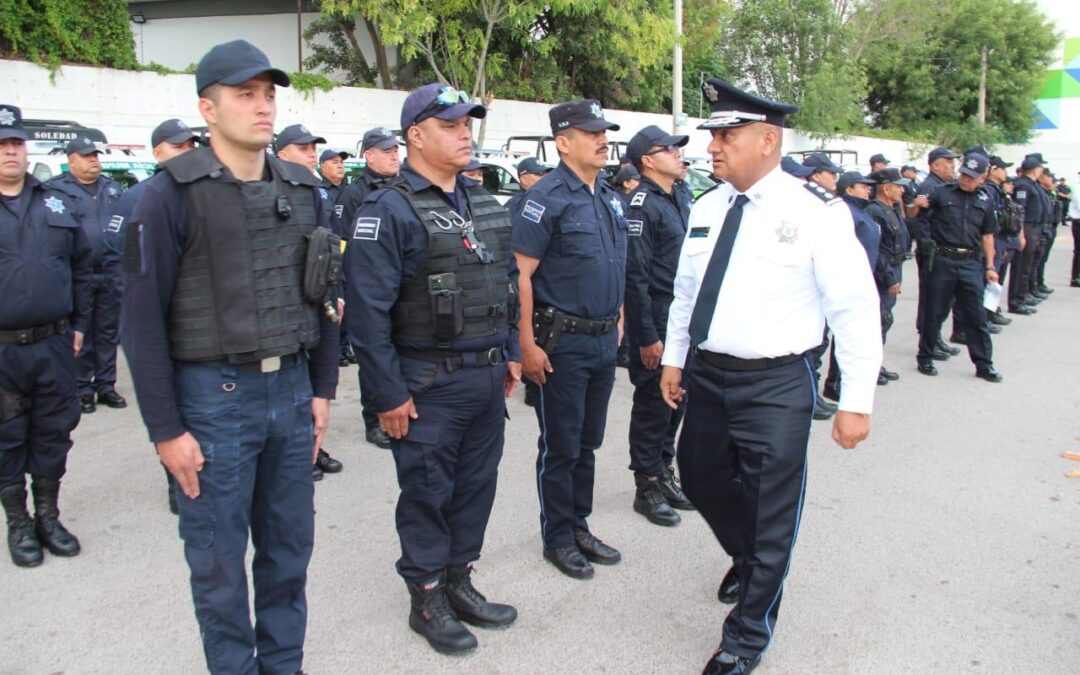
left=535, top=306, right=617, bottom=336
left=936, top=246, right=979, bottom=259
left=695, top=348, right=805, bottom=372
left=223, top=352, right=304, bottom=373
left=399, top=347, right=506, bottom=371
left=0, top=319, right=69, bottom=345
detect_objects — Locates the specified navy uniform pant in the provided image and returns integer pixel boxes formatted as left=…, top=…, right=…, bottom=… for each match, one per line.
left=77, top=270, right=121, bottom=397
left=1015, top=225, right=1042, bottom=303
left=1035, top=225, right=1057, bottom=287
left=917, top=256, right=993, bottom=369
left=529, top=331, right=617, bottom=549
left=174, top=358, right=314, bottom=675
left=627, top=330, right=684, bottom=478
left=392, top=356, right=507, bottom=582
left=677, top=352, right=815, bottom=659
left=1071, top=221, right=1080, bottom=281
left=0, top=332, right=79, bottom=487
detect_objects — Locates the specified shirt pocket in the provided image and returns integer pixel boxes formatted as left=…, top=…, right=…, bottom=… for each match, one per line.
left=558, top=221, right=601, bottom=258
left=43, top=211, right=79, bottom=259
left=757, top=240, right=809, bottom=267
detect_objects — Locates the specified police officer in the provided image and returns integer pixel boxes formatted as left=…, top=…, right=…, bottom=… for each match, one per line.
left=801, top=152, right=843, bottom=193
left=914, top=153, right=1001, bottom=382
left=345, top=83, right=520, bottom=654
left=0, top=104, right=91, bottom=568
left=504, top=156, right=552, bottom=217
left=612, top=163, right=641, bottom=199
left=511, top=99, right=627, bottom=580
left=983, top=157, right=1019, bottom=327
left=622, top=124, right=695, bottom=527
left=866, top=168, right=912, bottom=385
left=460, top=156, right=484, bottom=183
left=1034, top=170, right=1058, bottom=296
left=660, top=79, right=881, bottom=675
left=120, top=41, right=340, bottom=674
left=47, top=137, right=125, bottom=414
left=675, top=158, right=696, bottom=209
left=1069, top=172, right=1080, bottom=287
left=1010, top=155, right=1045, bottom=314
left=318, top=148, right=352, bottom=203
left=910, top=146, right=963, bottom=359
left=335, top=126, right=401, bottom=449
left=110, top=118, right=200, bottom=516
left=869, top=153, right=890, bottom=172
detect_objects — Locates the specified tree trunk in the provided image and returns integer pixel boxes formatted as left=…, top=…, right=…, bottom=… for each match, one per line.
left=364, top=16, right=393, bottom=87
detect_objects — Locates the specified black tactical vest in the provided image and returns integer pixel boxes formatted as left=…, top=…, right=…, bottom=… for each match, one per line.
left=163, top=147, right=321, bottom=363
left=388, top=178, right=512, bottom=347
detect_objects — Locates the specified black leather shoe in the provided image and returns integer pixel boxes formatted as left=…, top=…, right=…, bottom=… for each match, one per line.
left=543, top=546, right=594, bottom=579
left=365, top=426, right=392, bottom=449
left=949, top=332, right=967, bottom=345
left=97, top=390, right=127, bottom=409
left=30, top=478, right=79, bottom=557
left=523, top=387, right=537, bottom=408
left=976, top=367, right=1003, bottom=383
left=445, top=564, right=517, bottom=629
left=717, top=565, right=739, bottom=604
left=816, top=395, right=837, bottom=413
left=1, top=483, right=43, bottom=567
left=880, top=367, right=899, bottom=381
left=659, top=466, right=695, bottom=510
left=988, top=311, right=1012, bottom=326
left=79, top=395, right=95, bottom=414
left=573, top=528, right=621, bottom=565
left=1037, top=284, right=1054, bottom=294
left=812, top=395, right=835, bottom=420
left=876, top=372, right=889, bottom=385
left=821, top=384, right=840, bottom=402
left=406, top=579, right=478, bottom=654
left=316, top=448, right=342, bottom=473
left=936, top=338, right=961, bottom=356
left=1008, top=305, right=1035, bottom=315
left=702, top=650, right=761, bottom=675
left=917, top=362, right=938, bottom=376
left=312, top=464, right=324, bottom=482
left=1025, top=293, right=1043, bottom=304
left=987, top=323, right=1001, bottom=334
left=633, top=475, right=680, bottom=527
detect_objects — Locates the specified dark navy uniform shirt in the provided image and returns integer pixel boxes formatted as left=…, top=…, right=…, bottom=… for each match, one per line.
left=343, top=163, right=520, bottom=413
left=0, top=175, right=93, bottom=331
left=120, top=165, right=340, bottom=443
left=841, top=194, right=881, bottom=270
left=623, top=176, right=689, bottom=346
left=1011, top=176, right=1044, bottom=225
left=925, top=182, right=999, bottom=249
left=46, top=172, right=122, bottom=270
left=335, top=168, right=392, bottom=238
left=866, top=199, right=905, bottom=291
left=510, top=161, right=628, bottom=320
left=911, top=172, right=950, bottom=241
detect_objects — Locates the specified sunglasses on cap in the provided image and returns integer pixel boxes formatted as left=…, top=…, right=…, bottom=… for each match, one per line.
left=415, top=87, right=471, bottom=125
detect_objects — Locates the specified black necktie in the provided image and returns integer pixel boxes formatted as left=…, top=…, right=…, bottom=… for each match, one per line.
left=688, top=194, right=749, bottom=348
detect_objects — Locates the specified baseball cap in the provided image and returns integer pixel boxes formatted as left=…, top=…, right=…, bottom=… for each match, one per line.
left=803, top=152, right=843, bottom=175
left=275, top=124, right=326, bottom=151
left=462, top=157, right=483, bottom=172
left=517, top=157, right=553, bottom=176
left=958, top=153, right=989, bottom=178
left=151, top=119, right=199, bottom=148
left=780, top=156, right=814, bottom=178
left=1020, top=155, right=1042, bottom=171
left=928, top=146, right=960, bottom=163
left=613, top=165, right=640, bottom=184
left=626, top=125, right=689, bottom=165
left=868, top=167, right=909, bottom=185
left=65, top=136, right=101, bottom=156
left=988, top=156, right=1012, bottom=169
left=400, top=83, right=485, bottom=131
left=195, top=40, right=290, bottom=94
left=549, top=99, right=620, bottom=135
left=869, top=153, right=890, bottom=165
left=836, top=171, right=876, bottom=194
left=0, top=104, right=29, bottom=142
left=361, top=127, right=399, bottom=152
left=319, top=149, right=352, bottom=163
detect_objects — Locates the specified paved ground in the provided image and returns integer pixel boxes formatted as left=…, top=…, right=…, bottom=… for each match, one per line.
left=2, top=241, right=1079, bottom=675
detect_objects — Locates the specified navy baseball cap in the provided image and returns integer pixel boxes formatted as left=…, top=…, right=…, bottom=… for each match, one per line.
left=151, top=119, right=199, bottom=148
left=195, top=40, right=290, bottom=95
left=989, top=156, right=1012, bottom=169
left=900, top=164, right=917, bottom=174
left=868, top=167, right=908, bottom=185
left=401, top=83, right=485, bottom=131
left=928, top=146, right=959, bottom=163
left=958, top=153, right=989, bottom=178
left=837, top=171, right=876, bottom=194
left=613, top=165, right=641, bottom=184
left=361, top=127, right=399, bottom=152
left=963, top=145, right=990, bottom=158
left=626, top=125, right=688, bottom=165
left=462, top=157, right=483, bottom=172
left=549, top=99, right=620, bottom=134
left=1020, top=155, right=1042, bottom=170
left=780, top=156, right=814, bottom=178
left=698, top=78, right=799, bottom=129
left=517, top=157, right=553, bottom=176
left=275, top=124, right=326, bottom=151
left=869, top=153, right=890, bottom=165
left=0, top=104, right=29, bottom=141
left=319, top=149, right=352, bottom=163
left=803, top=152, right=843, bottom=175
left=65, top=136, right=100, bottom=156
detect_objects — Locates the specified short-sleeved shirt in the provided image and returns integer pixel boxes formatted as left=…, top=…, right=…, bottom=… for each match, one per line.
left=925, top=183, right=998, bottom=248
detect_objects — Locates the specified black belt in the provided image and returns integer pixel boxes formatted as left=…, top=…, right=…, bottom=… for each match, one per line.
left=536, top=306, right=617, bottom=336
left=936, top=246, right=979, bottom=259
left=0, top=319, right=69, bottom=345
left=399, top=346, right=506, bottom=371
left=214, top=352, right=304, bottom=373
left=696, top=348, right=805, bottom=372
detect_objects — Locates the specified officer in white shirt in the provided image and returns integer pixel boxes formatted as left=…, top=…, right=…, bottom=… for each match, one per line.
left=659, top=78, right=882, bottom=675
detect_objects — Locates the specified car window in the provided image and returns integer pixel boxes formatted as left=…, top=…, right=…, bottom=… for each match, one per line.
left=31, top=162, right=54, bottom=182
left=480, top=165, right=521, bottom=195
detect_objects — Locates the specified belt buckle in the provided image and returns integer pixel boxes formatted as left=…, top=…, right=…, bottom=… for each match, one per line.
left=486, top=347, right=502, bottom=364
left=16, top=331, right=30, bottom=345
left=260, top=356, right=282, bottom=373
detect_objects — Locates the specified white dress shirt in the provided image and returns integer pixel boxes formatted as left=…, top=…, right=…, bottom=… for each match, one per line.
left=662, top=164, right=883, bottom=414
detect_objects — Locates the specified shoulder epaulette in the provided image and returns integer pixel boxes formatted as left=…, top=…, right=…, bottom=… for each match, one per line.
left=803, top=181, right=840, bottom=204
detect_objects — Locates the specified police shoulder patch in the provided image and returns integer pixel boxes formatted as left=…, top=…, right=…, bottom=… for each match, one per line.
left=521, top=199, right=546, bottom=224
left=626, top=219, right=643, bottom=237
left=630, top=191, right=647, bottom=207
left=352, top=216, right=380, bottom=241
left=803, top=181, right=836, bottom=203
left=107, top=214, right=123, bottom=233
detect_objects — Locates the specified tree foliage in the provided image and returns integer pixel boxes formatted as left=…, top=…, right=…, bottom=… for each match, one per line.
left=0, top=0, right=137, bottom=70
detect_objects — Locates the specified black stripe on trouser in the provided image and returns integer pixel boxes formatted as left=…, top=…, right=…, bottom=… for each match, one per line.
left=916, top=256, right=993, bottom=368
left=676, top=354, right=814, bottom=658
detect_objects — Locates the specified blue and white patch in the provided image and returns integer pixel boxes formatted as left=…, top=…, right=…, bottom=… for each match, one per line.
left=609, top=197, right=624, bottom=217
left=318, top=188, right=329, bottom=201
left=334, top=204, right=344, bottom=218
left=352, top=216, right=380, bottom=241
left=107, top=215, right=123, bottom=233
left=627, top=219, right=643, bottom=237
left=108, top=186, right=118, bottom=197
left=44, top=196, right=65, bottom=214
left=978, top=192, right=988, bottom=201
left=1016, top=190, right=1027, bottom=200
left=630, top=191, right=646, bottom=207
left=521, top=199, right=546, bottom=224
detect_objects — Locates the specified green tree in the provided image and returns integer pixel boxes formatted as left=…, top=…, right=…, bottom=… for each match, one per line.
left=0, top=0, right=137, bottom=70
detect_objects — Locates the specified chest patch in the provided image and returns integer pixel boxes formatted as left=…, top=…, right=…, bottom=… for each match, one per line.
left=626, top=219, right=643, bottom=237
left=521, top=199, right=545, bottom=224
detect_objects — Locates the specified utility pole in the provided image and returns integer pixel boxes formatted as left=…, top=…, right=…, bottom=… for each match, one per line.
left=978, top=46, right=988, bottom=126
left=672, top=0, right=685, bottom=133
left=297, top=0, right=304, bottom=72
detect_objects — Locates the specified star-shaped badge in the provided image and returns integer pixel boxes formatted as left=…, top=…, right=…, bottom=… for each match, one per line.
left=610, top=197, right=623, bottom=217
left=44, top=196, right=65, bottom=214
left=0, top=108, right=14, bottom=126
left=776, top=221, right=798, bottom=244
left=590, top=102, right=603, bottom=119
left=703, top=82, right=719, bottom=103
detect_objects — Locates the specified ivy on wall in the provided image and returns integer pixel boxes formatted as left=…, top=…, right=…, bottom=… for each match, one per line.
left=0, top=0, right=137, bottom=70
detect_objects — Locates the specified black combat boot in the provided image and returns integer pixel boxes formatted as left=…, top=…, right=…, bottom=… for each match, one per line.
left=30, top=477, right=80, bottom=557
left=406, top=577, right=478, bottom=654
left=1, top=482, right=43, bottom=567
left=633, top=474, right=680, bottom=527
left=445, top=564, right=518, bottom=629
left=660, top=466, right=695, bottom=510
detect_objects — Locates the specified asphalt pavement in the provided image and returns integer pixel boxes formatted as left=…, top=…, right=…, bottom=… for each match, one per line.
left=2, top=241, right=1078, bottom=675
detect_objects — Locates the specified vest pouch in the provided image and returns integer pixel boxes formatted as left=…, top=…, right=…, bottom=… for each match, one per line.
left=303, top=226, right=343, bottom=304
left=428, top=273, right=464, bottom=340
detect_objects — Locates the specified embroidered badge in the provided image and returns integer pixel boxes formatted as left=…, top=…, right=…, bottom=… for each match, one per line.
left=318, top=188, right=328, bottom=201
left=609, top=197, right=624, bottom=217
left=776, top=221, right=799, bottom=244
left=352, top=217, right=380, bottom=241
left=334, top=204, right=344, bottom=218
left=107, top=215, right=123, bottom=233
left=44, top=196, right=65, bottom=214
left=590, top=102, right=603, bottom=119
left=630, top=192, right=646, bottom=207
left=627, top=219, right=643, bottom=237
left=521, top=200, right=545, bottom=224
left=0, top=108, right=15, bottom=126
